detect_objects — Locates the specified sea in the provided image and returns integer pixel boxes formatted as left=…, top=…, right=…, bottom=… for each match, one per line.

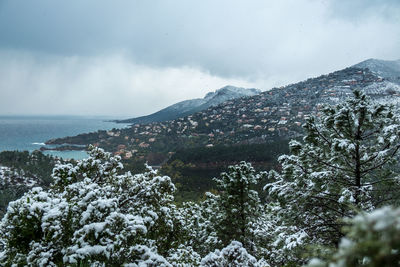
left=0, top=115, right=130, bottom=160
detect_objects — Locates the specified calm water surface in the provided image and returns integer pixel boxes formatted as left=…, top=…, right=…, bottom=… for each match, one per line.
left=0, top=115, right=129, bottom=159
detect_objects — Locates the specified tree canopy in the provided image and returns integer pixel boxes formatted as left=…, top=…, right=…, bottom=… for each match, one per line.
left=266, top=91, right=400, bottom=247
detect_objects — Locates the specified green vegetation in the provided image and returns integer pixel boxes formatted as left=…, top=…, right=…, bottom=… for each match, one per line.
left=0, top=150, right=66, bottom=217
left=1, top=92, right=400, bottom=265
left=0, top=150, right=58, bottom=186
left=160, top=141, right=289, bottom=202
left=169, top=141, right=289, bottom=164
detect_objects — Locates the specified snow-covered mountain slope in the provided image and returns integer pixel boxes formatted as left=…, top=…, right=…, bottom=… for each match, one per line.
left=353, top=58, right=400, bottom=85
left=116, top=59, right=400, bottom=125
left=202, top=86, right=261, bottom=107
left=116, top=85, right=261, bottom=124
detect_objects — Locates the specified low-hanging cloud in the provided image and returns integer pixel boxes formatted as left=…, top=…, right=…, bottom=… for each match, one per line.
left=0, top=0, right=399, bottom=116
left=0, top=51, right=256, bottom=116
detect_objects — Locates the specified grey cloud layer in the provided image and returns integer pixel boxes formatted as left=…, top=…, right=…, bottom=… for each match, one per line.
left=0, top=52, right=255, bottom=116
left=0, top=0, right=399, bottom=115
left=1, top=0, right=399, bottom=78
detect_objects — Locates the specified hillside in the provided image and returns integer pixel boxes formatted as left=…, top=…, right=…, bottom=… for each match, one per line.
left=353, top=58, right=400, bottom=85
left=114, top=85, right=261, bottom=124
left=46, top=66, right=400, bottom=159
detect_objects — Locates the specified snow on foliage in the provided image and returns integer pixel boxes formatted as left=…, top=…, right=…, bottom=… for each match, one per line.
left=175, top=162, right=268, bottom=261
left=307, top=206, right=400, bottom=267
left=167, top=245, right=201, bottom=267
left=3, top=91, right=400, bottom=266
left=0, top=146, right=178, bottom=266
left=176, top=197, right=222, bottom=257
left=201, top=241, right=259, bottom=267
left=212, top=162, right=263, bottom=250
left=0, top=152, right=272, bottom=266
left=265, top=91, right=400, bottom=255
left=0, top=165, right=43, bottom=218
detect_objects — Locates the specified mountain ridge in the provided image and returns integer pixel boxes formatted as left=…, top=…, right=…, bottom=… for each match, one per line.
left=114, top=85, right=261, bottom=124
left=45, top=59, right=400, bottom=165
left=352, top=58, right=400, bottom=84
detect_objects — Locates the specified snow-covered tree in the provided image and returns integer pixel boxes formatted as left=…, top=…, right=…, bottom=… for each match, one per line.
left=307, top=206, right=400, bottom=267
left=266, top=91, right=400, bottom=248
left=0, top=146, right=180, bottom=266
left=167, top=245, right=201, bottom=267
left=177, top=197, right=221, bottom=257
left=212, top=161, right=263, bottom=253
left=201, top=241, right=260, bottom=267
left=176, top=162, right=266, bottom=261
left=252, top=203, right=310, bottom=266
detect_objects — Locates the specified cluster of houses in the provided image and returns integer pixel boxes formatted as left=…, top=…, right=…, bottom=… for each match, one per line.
left=86, top=67, right=396, bottom=163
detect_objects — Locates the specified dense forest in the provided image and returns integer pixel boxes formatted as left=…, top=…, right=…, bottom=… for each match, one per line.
left=1, top=92, right=400, bottom=266
left=160, top=141, right=289, bottom=202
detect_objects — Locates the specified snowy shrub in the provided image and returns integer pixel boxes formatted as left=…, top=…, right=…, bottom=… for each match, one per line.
left=201, top=241, right=259, bottom=267
left=0, top=146, right=179, bottom=266
left=0, top=187, right=54, bottom=266
left=307, top=206, right=400, bottom=267
left=167, top=245, right=201, bottom=267
left=176, top=162, right=265, bottom=259
left=252, top=203, right=310, bottom=266
left=0, top=166, right=43, bottom=217
left=175, top=162, right=269, bottom=262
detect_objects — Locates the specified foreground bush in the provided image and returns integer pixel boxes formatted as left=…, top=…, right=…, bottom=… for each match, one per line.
left=0, top=146, right=178, bottom=266
left=308, top=206, right=400, bottom=267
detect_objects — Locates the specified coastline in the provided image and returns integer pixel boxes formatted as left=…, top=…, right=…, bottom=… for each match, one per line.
left=0, top=115, right=128, bottom=160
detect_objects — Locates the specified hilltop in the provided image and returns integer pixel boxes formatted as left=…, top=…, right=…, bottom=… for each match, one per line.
left=353, top=58, right=400, bottom=85
left=114, top=85, right=261, bottom=124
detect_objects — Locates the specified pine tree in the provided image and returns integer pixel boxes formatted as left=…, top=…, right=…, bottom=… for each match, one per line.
left=266, top=91, right=400, bottom=247
left=177, top=196, right=222, bottom=257
left=213, top=161, right=263, bottom=253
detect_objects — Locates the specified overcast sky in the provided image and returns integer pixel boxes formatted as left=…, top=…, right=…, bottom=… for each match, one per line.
left=0, top=0, right=399, bottom=117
